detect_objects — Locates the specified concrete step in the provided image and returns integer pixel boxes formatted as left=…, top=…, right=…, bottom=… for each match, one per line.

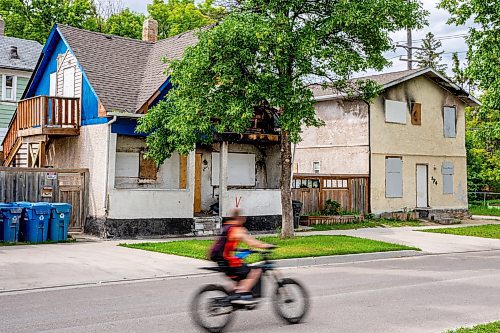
left=192, top=216, right=222, bottom=236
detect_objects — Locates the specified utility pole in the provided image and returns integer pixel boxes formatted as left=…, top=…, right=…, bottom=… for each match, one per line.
left=407, top=28, right=412, bottom=70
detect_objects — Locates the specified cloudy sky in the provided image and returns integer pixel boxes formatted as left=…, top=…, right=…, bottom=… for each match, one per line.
left=122, top=0, right=471, bottom=75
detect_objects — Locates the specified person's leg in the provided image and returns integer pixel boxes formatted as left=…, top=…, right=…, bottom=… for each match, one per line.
left=235, top=268, right=262, bottom=293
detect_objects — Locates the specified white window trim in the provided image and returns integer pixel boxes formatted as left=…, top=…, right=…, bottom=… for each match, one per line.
left=2, top=74, right=17, bottom=102
left=313, top=161, right=320, bottom=174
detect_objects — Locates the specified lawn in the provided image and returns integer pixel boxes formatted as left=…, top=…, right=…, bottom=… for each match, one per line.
left=422, top=224, right=500, bottom=240
left=307, top=219, right=423, bottom=232
left=469, top=205, right=500, bottom=217
left=120, top=235, right=419, bottom=263
left=444, top=321, right=500, bottom=333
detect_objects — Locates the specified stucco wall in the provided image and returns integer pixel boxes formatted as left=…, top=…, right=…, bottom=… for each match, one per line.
left=370, top=75, right=468, bottom=213
left=295, top=99, right=369, bottom=174
left=46, top=123, right=108, bottom=217
left=221, top=189, right=282, bottom=217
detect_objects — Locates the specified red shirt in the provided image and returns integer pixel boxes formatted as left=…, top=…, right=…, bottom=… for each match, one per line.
left=223, top=224, right=243, bottom=267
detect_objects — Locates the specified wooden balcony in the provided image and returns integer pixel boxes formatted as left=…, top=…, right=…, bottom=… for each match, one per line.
left=2, top=96, right=81, bottom=165
left=17, top=96, right=81, bottom=137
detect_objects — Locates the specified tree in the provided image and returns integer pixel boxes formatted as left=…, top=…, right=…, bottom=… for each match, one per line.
left=147, top=0, right=225, bottom=39
left=0, top=0, right=100, bottom=43
left=104, top=8, right=145, bottom=39
left=138, top=0, right=427, bottom=238
left=414, top=32, right=447, bottom=74
left=451, top=52, right=467, bottom=88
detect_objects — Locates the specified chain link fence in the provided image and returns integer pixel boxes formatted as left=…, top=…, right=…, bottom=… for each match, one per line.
left=468, top=192, right=500, bottom=216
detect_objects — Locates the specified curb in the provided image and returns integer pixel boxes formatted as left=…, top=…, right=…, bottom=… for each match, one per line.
left=274, top=250, right=423, bottom=268
left=471, top=215, right=500, bottom=221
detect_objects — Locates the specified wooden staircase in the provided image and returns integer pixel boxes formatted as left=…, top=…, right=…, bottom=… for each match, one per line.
left=2, top=96, right=81, bottom=167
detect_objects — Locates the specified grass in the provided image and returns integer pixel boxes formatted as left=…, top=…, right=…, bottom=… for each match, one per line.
left=307, top=218, right=423, bottom=232
left=120, top=235, right=419, bottom=263
left=422, top=224, right=500, bottom=240
left=469, top=205, right=500, bottom=217
left=444, top=321, right=500, bottom=333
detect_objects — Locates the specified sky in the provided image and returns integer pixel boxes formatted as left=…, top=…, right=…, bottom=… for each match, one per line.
left=122, top=0, right=471, bottom=76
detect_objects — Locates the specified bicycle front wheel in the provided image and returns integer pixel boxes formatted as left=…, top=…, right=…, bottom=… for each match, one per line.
left=273, top=278, right=310, bottom=324
left=190, top=284, right=234, bottom=333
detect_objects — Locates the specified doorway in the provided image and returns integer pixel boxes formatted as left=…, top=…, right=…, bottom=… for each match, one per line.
left=416, top=164, right=428, bottom=208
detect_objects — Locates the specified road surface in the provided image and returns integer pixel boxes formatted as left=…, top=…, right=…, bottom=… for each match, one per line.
left=1, top=250, right=499, bottom=333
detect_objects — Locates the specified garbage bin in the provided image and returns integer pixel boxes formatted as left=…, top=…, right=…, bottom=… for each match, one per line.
left=0, top=203, right=23, bottom=242
left=48, top=203, right=72, bottom=242
left=16, top=202, right=51, bottom=243
left=292, top=200, right=303, bottom=229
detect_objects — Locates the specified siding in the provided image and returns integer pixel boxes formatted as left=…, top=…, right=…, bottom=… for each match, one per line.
left=56, top=51, right=82, bottom=98
left=0, top=75, right=29, bottom=143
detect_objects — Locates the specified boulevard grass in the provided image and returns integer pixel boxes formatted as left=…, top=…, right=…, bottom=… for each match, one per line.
left=121, top=235, right=419, bottom=263
left=308, top=219, right=423, bottom=232
left=469, top=205, right=500, bottom=217
left=422, top=224, right=500, bottom=240
left=445, top=321, right=500, bottom=333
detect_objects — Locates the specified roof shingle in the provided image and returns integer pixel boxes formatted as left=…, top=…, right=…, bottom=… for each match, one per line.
left=0, top=36, right=42, bottom=72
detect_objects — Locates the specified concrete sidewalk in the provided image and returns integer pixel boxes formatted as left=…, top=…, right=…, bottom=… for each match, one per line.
left=1, top=221, right=500, bottom=293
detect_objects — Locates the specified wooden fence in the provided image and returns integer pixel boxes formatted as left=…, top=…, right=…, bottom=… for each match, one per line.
left=292, top=174, right=369, bottom=215
left=0, top=167, right=89, bottom=231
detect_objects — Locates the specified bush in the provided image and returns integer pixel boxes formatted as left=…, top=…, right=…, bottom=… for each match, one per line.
left=322, top=199, right=341, bottom=215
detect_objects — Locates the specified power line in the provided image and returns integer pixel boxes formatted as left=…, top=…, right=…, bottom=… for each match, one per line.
left=395, top=33, right=468, bottom=44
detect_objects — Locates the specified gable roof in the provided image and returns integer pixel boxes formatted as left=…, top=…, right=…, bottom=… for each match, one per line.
left=56, top=25, right=198, bottom=114
left=312, top=68, right=480, bottom=106
left=0, top=36, right=42, bottom=72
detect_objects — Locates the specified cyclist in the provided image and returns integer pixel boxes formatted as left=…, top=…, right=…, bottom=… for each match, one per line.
left=211, top=209, right=273, bottom=305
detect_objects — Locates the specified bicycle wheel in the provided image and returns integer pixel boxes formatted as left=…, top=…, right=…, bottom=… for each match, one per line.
left=190, top=284, right=234, bottom=333
left=273, top=278, right=309, bottom=324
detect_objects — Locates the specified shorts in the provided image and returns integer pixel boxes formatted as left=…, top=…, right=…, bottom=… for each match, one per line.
left=218, top=262, right=251, bottom=281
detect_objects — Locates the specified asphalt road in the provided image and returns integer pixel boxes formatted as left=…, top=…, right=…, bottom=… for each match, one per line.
left=1, top=250, right=499, bottom=333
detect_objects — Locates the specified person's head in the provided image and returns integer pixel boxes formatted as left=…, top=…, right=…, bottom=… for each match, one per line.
left=230, top=208, right=246, bottom=225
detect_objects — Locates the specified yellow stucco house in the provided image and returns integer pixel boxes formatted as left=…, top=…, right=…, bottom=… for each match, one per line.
left=295, top=68, right=479, bottom=221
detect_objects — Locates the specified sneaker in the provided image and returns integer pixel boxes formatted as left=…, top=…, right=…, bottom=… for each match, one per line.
left=230, top=293, right=257, bottom=305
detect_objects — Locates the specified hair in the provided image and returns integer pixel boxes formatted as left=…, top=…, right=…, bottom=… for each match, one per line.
left=230, top=208, right=241, bottom=218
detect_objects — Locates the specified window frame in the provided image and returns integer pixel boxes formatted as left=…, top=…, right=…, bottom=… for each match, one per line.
left=2, top=74, right=17, bottom=102
left=313, top=161, right=320, bottom=174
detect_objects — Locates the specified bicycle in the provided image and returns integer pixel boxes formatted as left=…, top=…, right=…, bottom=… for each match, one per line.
left=190, top=248, right=310, bottom=333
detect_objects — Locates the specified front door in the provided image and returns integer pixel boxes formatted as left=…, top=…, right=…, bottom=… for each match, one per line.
left=194, top=153, right=202, bottom=213
left=416, top=164, right=428, bottom=208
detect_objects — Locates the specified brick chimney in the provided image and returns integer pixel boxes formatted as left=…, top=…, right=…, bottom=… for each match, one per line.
left=0, top=16, right=5, bottom=36
left=142, top=18, right=158, bottom=43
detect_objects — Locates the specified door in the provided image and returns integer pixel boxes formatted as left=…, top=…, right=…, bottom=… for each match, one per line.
left=194, top=153, right=202, bottom=213
left=416, top=164, right=428, bottom=208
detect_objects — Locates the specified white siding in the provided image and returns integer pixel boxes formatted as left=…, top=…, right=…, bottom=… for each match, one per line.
left=56, top=51, right=82, bottom=98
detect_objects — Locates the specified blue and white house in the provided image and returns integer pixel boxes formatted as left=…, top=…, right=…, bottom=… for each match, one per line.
left=2, top=20, right=283, bottom=237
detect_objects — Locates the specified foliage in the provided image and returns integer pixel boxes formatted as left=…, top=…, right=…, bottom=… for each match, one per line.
left=322, top=200, right=341, bottom=216
left=0, top=0, right=100, bottom=43
left=444, top=321, right=500, bottom=333
left=137, top=0, right=427, bottom=237
left=147, top=0, right=225, bottom=39
left=422, top=224, right=500, bottom=240
left=468, top=205, right=500, bottom=217
left=451, top=52, right=472, bottom=91
left=120, top=235, right=419, bottom=262
left=415, top=32, right=447, bottom=74
left=308, top=219, right=423, bottom=231
left=103, top=8, right=145, bottom=39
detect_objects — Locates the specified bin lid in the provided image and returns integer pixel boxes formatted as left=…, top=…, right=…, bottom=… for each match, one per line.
left=0, top=204, right=22, bottom=214
left=30, top=203, right=51, bottom=215
left=51, top=203, right=72, bottom=214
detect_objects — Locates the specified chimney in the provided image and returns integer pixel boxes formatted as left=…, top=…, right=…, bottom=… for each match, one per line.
left=10, top=46, right=19, bottom=59
left=142, top=18, right=158, bottom=43
left=0, top=16, right=5, bottom=36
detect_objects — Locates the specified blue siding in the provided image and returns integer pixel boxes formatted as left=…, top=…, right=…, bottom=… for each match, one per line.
left=81, top=76, right=106, bottom=125
left=111, top=118, right=147, bottom=137
left=33, top=38, right=67, bottom=96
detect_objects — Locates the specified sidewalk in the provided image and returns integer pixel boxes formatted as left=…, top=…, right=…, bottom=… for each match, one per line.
left=1, top=221, right=500, bottom=293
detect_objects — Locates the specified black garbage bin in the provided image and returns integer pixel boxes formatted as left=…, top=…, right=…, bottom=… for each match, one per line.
left=292, top=200, right=303, bottom=229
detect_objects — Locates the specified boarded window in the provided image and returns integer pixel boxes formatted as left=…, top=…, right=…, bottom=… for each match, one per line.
left=115, top=152, right=139, bottom=178
left=385, top=100, right=407, bottom=124
left=49, top=73, right=57, bottom=96
left=313, top=161, right=320, bottom=174
left=212, top=153, right=256, bottom=186
left=63, top=67, right=75, bottom=97
left=386, top=157, right=403, bottom=198
left=443, top=106, right=457, bottom=138
left=139, top=152, right=157, bottom=180
left=411, top=102, right=422, bottom=125
left=442, top=161, right=454, bottom=194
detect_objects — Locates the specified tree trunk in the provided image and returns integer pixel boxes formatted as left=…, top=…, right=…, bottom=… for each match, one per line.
left=280, top=130, right=294, bottom=238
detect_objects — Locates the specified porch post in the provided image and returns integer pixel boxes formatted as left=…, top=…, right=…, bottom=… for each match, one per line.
left=219, top=141, right=228, bottom=218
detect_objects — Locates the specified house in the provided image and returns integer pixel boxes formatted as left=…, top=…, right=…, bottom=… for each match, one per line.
left=294, top=68, right=479, bottom=221
left=1, top=20, right=282, bottom=238
left=0, top=17, right=42, bottom=162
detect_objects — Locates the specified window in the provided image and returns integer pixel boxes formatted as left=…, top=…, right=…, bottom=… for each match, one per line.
left=212, top=153, right=256, bottom=186
left=323, top=179, right=348, bottom=189
left=292, top=179, right=320, bottom=189
left=313, top=161, right=320, bottom=174
left=386, top=157, right=403, bottom=198
left=385, top=100, right=407, bottom=124
left=443, top=106, right=457, bottom=138
left=411, top=102, right=421, bottom=125
left=442, top=161, right=454, bottom=194
left=63, top=67, right=76, bottom=97
left=2, top=75, right=16, bottom=101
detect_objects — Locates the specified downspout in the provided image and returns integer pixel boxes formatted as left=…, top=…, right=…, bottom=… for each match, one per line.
left=103, top=116, right=118, bottom=215
left=363, top=100, right=372, bottom=214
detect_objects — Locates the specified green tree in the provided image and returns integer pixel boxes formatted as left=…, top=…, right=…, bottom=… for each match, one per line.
left=415, top=32, right=447, bottom=74
left=0, top=0, right=100, bottom=43
left=104, top=8, right=145, bottom=39
left=451, top=52, right=467, bottom=88
left=138, top=0, right=427, bottom=238
left=147, top=0, right=225, bottom=39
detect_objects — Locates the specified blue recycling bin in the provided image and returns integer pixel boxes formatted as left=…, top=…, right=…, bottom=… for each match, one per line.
left=0, top=203, right=22, bottom=242
left=48, top=203, right=72, bottom=242
left=16, top=202, right=51, bottom=243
